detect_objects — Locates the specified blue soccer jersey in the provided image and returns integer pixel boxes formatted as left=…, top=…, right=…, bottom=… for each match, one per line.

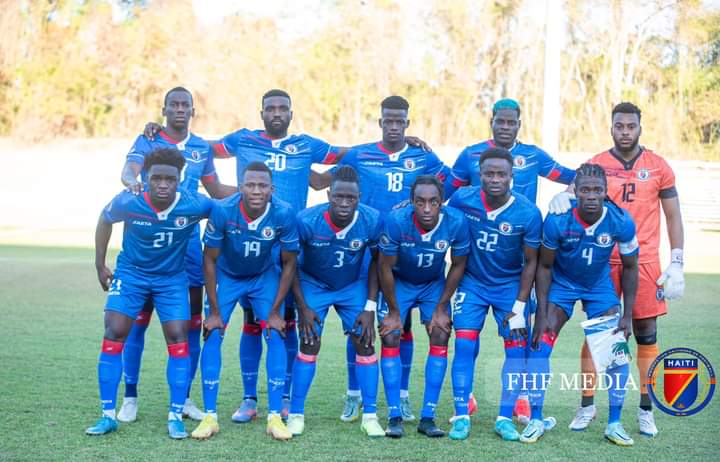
left=296, top=203, right=381, bottom=291
left=542, top=200, right=639, bottom=290
left=447, top=140, right=575, bottom=203
left=335, top=142, right=450, bottom=211
left=448, top=186, right=543, bottom=286
left=203, top=194, right=299, bottom=278
left=379, top=205, right=470, bottom=285
left=215, top=129, right=336, bottom=213
left=102, top=189, right=213, bottom=275
left=127, top=131, right=217, bottom=193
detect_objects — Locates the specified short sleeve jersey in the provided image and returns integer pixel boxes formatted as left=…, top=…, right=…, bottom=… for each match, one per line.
left=216, top=129, right=336, bottom=212
left=101, top=189, right=213, bottom=275
left=203, top=194, right=299, bottom=278
left=542, top=201, right=639, bottom=290
left=335, top=142, right=450, bottom=212
left=448, top=140, right=575, bottom=203
left=296, top=203, right=381, bottom=291
left=448, top=187, right=543, bottom=286
left=378, top=205, right=470, bottom=285
left=588, top=148, right=676, bottom=264
left=126, top=131, right=216, bottom=193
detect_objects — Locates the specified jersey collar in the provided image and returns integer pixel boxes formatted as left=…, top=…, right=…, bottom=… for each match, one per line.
left=324, top=209, right=359, bottom=239
left=414, top=212, right=445, bottom=242
left=376, top=142, right=408, bottom=162
left=481, top=191, right=515, bottom=221
left=487, top=138, right=518, bottom=151
left=260, top=131, right=291, bottom=149
left=609, top=146, right=645, bottom=171
left=573, top=206, right=608, bottom=236
left=158, top=130, right=191, bottom=151
left=240, top=201, right=271, bottom=230
left=143, top=191, right=181, bottom=221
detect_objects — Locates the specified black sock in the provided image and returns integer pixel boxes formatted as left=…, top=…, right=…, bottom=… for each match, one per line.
left=640, top=393, right=652, bottom=411
left=581, top=395, right=595, bottom=407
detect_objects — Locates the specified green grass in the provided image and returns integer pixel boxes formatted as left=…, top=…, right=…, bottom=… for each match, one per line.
left=0, top=245, right=718, bottom=461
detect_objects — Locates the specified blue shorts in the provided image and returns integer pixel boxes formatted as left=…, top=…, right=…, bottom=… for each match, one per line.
left=378, top=278, right=445, bottom=331
left=451, top=274, right=529, bottom=339
left=299, top=277, right=366, bottom=336
left=268, top=243, right=296, bottom=320
left=105, top=268, right=189, bottom=322
left=549, top=277, right=620, bottom=319
left=209, top=268, right=281, bottom=324
left=185, top=227, right=204, bottom=288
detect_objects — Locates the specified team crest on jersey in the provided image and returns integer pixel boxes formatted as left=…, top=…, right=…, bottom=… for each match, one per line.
left=404, top=158, right=415, bottom=170
left=191, top=150, right=200, bottom=161
left=596, top=232, right=614, bottom=247
left=513, top=155, right=527, bottom=169
left=349, top=239, right=364, bottom=250
left=174, top=216, right=188, bottom=228
left=284, top=144, right=297, bottom=154
left=435, top=240, right=449, bottom=251
left=637, top=168, right=651, bottom=181
left=261, top=226, right=275, bottom=239
left=498, top=222, right=513, bottom=235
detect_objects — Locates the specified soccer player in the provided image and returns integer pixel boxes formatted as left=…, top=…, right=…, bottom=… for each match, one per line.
left=446, top=147, right=544, bottom=441
left=144, top=90, right=429, bottom=422
left=313, top=95, right=450, bottom=422
left=190, top=161, right=299, bottom=441
left=285, top=166, right=385, bottom=438
left=86, top=148, right=214, bottom=439
left=117, top=86, right=235, bottom=423
left=521, top=163, right=639, bottom=446
left=550, top=102, right=684, bottom=437
left=444, top=98, right=576, bottom=422
left=377, top=175, right=469, bottom=438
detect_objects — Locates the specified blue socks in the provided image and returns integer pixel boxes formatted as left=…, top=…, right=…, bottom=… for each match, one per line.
left=187, top=314, right=202, bottom=396
left=607, top=363, right=630, bottom=423
left=451, top=330, right=479, bottom=416
left=381, top=346, right=402, bottom=418
left=200, top=329, right=223, bottom=414
left=421, top=345, right=448, bottom=419
left=499, top=339, right=526, bottom=419
left=122, top=312, right=151, bottom=398
left=346, top=336, right=359, bottom=394
left=284, top=320, right=298, bottom=398
left=167, top=342, right=190, bottom=416
left=355, top=353, right=379, bottom=414
left=290, top=352, right=317, bottom=415
left=265, top=328, right=287, bottom=414
left=240, top=322, right=263, bottom=399
left=527, top=333, right=555, bottom=421
left=98, top=339, right=124, bottom=413
left=400, top=331, right=413, bottom=394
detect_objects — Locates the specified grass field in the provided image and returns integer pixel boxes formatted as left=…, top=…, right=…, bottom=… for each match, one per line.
left=0, top=244, right=718, bottom=461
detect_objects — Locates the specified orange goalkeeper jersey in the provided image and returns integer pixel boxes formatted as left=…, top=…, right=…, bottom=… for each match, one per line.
left=588, top=148, right=677, bottom=264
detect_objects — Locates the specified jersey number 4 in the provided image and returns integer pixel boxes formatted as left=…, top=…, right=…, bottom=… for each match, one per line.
left=582, top=247, right=593, bottom=265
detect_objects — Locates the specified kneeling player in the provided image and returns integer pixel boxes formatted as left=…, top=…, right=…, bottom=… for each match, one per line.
left=377, top=175, right=469, bottom=438
left=86, top=148, right=213, bottom=439
left=521, top=163, right=639, bottom=446
left=191, top=162, right=298, bottom=441
left=286, top=166, right=385, bottom=438
left=447, top=148, right=545, bottom=441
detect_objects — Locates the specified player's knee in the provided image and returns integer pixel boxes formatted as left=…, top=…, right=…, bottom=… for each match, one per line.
left=350, top=335, right=375, bottom=357
left=635, top=332, right=657, bottom=345
left=632, top=317, right=657, bottom=338
left=429, top=329, right=450, bottom=347
left=381, top=332, right=401, bottom=348
left=189, top=287, right=203, bottom=312
left=299, top=339, right=321, bottom=356
left=163, top=321, right=188, bottom=345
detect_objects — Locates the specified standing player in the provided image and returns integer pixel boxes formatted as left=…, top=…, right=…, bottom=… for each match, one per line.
left=313, top=95, right=450, bottom=422
left=444, top=98, right=576, bottom=421
left=86, top=148, right=213, bottom=439
left=550, top=102, right=684, bottom=437
left=446, top=148, right=544, bottom=441
left=285, top=166, right=385, bottom=438
left=377, top=175, right=469, bottom=438
left=117, top=87, right=235, bottom=423
left=522, top=163, right=639, bottom=446
left=145, top=90, right=429, bottom=422
left=190, top=162, right=299, bottom=441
